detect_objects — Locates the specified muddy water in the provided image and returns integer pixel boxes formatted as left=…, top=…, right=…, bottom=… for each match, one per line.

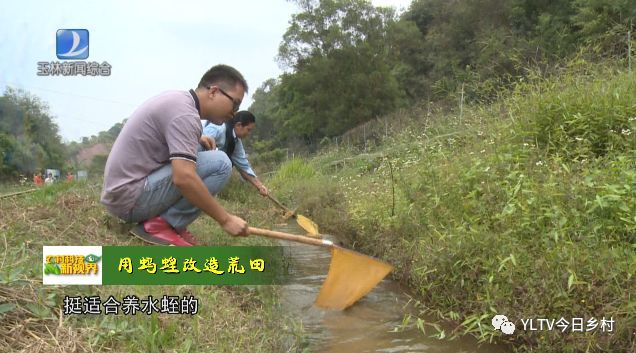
left=275, top=222, right=505, bottom=353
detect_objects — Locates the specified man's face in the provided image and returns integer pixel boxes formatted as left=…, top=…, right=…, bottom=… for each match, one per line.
left=204, top=84, right=244, bottom=124
left=234, top=122, right=255, bottom=139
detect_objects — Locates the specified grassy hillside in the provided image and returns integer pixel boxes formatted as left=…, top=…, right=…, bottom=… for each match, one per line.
left=267, top=63, right=636, bottom=352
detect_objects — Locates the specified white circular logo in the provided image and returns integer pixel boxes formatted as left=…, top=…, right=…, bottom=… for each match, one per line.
left=500, top=321, right=516, bottom=335
left=492, top=314, right=515, bottom=335
left=492, top=314, right=508, bottom=330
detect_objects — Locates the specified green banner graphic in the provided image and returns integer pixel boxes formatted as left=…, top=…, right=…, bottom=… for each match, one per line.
left=102, top=246, right=289, bottom=285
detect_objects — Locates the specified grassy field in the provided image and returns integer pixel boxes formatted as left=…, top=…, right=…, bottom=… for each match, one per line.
left=264, top=64, right=636, bottom=352
left=0, top=180, right=305, bottom=353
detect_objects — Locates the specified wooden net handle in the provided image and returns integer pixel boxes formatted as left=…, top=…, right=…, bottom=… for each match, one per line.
left=248, top=227, right=332, bottom=247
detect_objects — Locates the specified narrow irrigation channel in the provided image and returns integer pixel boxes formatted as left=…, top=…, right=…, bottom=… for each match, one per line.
left=275, top=222, right=505, bottom=353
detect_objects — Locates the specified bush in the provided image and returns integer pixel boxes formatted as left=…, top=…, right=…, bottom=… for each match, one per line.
left=511, top=66, right=636, bottom=160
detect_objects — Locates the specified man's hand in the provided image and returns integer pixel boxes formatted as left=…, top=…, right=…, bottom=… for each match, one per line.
left=221, top=214, right=248, bottom=237
left=257, top=184, right=269, bottom=197
left=199, top=135, right=216, bottom=150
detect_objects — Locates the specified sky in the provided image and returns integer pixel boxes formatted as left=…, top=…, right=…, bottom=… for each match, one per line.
left=0, top=0, right=413, bottom=142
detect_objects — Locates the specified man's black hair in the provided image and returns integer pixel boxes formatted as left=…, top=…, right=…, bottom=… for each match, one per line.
left=198, top=64, right=248, bottom=93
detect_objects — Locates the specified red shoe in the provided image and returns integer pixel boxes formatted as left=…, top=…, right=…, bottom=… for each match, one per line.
left=130, top=216, right=192, bottom=246
left=176, top=228, right=198, bottom=245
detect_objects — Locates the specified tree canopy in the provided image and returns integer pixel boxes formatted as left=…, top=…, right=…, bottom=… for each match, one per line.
left=249, top=0, right=635, bottom=153
left=0, top=88, right=66, bottom=178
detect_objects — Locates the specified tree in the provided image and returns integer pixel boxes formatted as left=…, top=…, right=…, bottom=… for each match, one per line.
left=573, top=0, right=636, bottom=56
left=272, top=0, right=405, bottom=142
left=385, top=18, right=429, bottom=101
left=247, top=79, right=281, bottom=143
left=0, top=88, right=67, bottom=178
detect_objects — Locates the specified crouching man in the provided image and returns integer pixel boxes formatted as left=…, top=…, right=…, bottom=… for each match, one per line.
left=101, top=64, right=249, bottom=246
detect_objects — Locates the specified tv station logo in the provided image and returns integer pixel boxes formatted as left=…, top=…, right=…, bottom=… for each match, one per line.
left=38, top=29, right=111, bottom=77
left=43, top=246, right=103, bottom=285
left=56, top=29, right=89, bottom=59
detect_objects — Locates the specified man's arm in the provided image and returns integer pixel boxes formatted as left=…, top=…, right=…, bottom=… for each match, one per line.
left=230, top=139, right=267, bottom=195
left=232, top=140, right=268, bottom=196
left=237, top=169, right=269, bottom=196
left=171, top=159, right=247, bottom=236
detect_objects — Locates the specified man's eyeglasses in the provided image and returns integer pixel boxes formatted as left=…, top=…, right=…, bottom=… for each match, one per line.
left=208, top=86, right=241, bottom=112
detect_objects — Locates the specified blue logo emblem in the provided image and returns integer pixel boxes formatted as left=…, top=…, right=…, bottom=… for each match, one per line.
left=56, top=29, right=89, bottom=60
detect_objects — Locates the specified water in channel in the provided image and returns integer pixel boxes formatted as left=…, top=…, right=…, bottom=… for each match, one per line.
left=275, top=222, right=505, bottom=353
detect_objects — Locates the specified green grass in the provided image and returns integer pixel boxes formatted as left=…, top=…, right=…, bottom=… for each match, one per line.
left=267, top=64, right=636, bottom=352
left=0, top=179, right=304, bottom=353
